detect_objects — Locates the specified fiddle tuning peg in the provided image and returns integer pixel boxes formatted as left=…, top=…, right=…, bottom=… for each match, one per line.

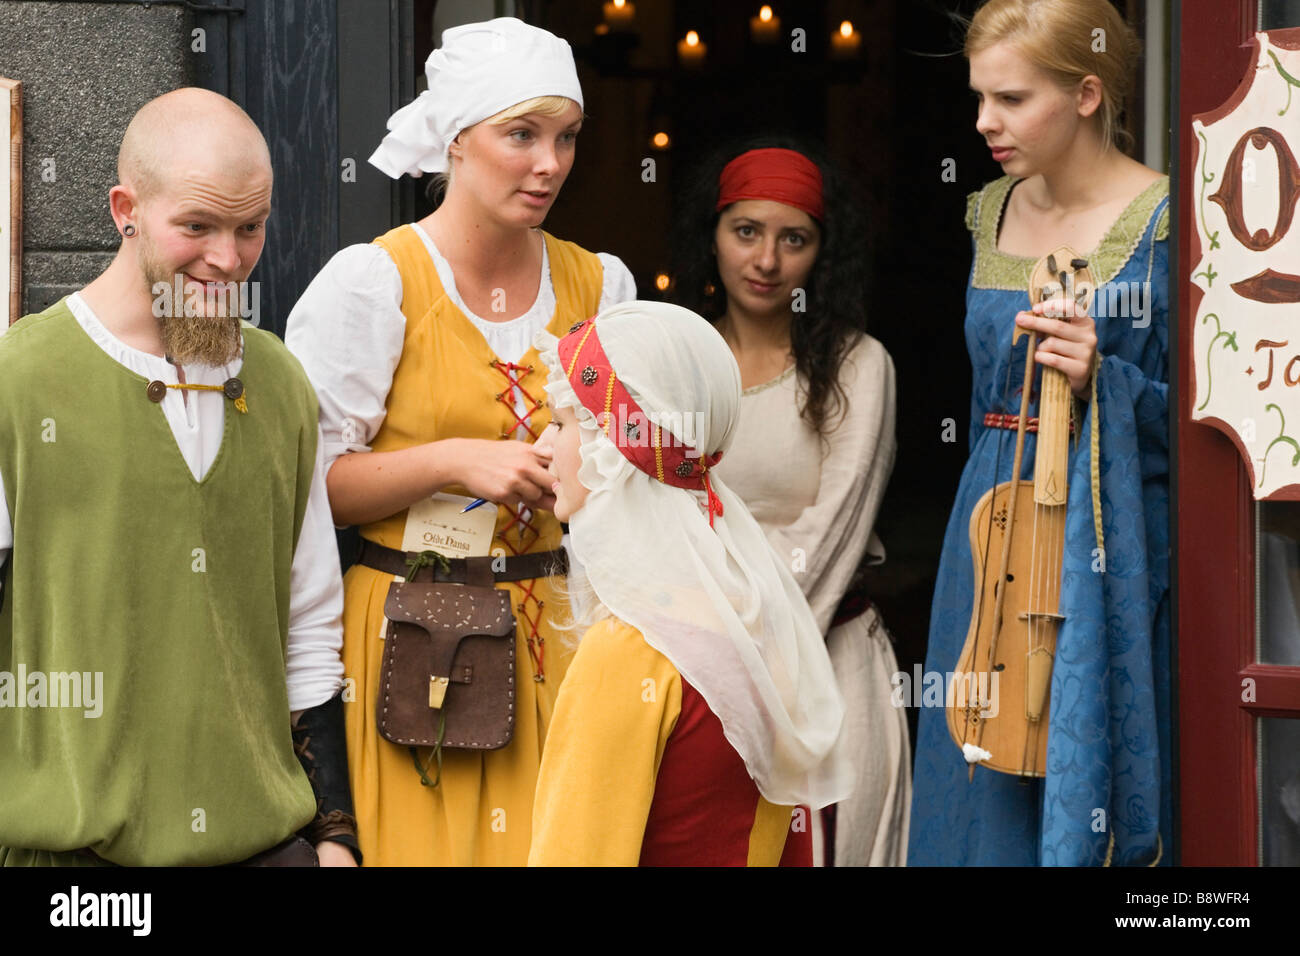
left=1046, top=254, right=1058, bottom=274
left=1070, top=258, right=1089, bottom=270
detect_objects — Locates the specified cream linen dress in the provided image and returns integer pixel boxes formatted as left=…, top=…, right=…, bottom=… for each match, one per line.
left=713, top=331, right=910, bottom=866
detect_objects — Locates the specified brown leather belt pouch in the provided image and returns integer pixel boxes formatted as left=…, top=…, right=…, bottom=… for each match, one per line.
left=375, top=560, right=517, bottom=750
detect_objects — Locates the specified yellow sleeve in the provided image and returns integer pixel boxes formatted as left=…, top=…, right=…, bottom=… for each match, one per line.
left=528, top=618, right=682, bottom=866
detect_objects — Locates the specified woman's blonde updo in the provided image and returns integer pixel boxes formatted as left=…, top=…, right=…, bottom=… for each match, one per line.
left=965, top=0, right=1140, bottom=149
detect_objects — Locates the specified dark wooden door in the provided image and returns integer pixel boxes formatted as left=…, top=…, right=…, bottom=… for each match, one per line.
left=193, top=0, right=417, bottom=339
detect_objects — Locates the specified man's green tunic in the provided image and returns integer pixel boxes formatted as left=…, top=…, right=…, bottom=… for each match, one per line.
left=0, top=299, right=319, bottom=865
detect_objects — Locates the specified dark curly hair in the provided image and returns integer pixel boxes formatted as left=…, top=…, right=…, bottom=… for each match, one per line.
left=670, top=134, right=871, bottom=438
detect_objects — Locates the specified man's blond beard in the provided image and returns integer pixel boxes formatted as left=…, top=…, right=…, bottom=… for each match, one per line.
left=138, top=238, right=243, bottom=366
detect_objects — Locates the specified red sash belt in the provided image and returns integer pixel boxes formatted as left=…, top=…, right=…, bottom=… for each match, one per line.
left=982, top=412, right=1074, bottom=435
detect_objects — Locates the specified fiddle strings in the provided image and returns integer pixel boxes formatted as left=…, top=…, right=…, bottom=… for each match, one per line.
left=1025, top=282, right=1048, bottom=776
left=1032, top=276, right=1063, bottom=667
left=1025, top=271, right=1070, bottom=775
left=1024, top=267, right=1085, bottom=775
left=967, top=344, right=1022, bottom=745
left=1025, top=282, right=1048, bottom=775
left=1027, top=492, right=1042, bottom=776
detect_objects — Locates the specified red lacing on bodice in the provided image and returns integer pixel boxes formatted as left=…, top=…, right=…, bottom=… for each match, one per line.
left=491, top=358, right=548, bottom=680
left=492, top=359, right=547, bottom=441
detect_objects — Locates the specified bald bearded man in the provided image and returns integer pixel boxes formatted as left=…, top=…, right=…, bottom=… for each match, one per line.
left=0, top=88, right=359, bottom=867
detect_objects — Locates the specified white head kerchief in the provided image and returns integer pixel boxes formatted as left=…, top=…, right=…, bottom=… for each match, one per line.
left=369, top=17, right=583, bottom=178
left=535, top=301, right=853, bottom=809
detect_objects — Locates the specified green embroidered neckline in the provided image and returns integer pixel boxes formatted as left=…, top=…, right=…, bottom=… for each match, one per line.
left=969, top=174, right=1169, bottom=291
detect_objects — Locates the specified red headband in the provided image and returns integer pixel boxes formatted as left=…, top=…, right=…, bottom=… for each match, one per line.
left=557, top=318, right=725, bottom=527
left=716, top=147, right=824, bottom=221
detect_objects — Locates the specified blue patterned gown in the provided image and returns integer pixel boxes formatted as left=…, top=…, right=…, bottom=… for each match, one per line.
left=908, top=175, right=1172, bottom=866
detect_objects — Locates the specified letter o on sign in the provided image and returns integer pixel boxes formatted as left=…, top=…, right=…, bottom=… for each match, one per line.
left=1210, top=126, right=1300, bottom=251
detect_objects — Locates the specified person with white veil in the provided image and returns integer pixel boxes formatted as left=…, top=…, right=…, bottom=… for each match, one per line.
left=527, top=301, right=853, bottom=866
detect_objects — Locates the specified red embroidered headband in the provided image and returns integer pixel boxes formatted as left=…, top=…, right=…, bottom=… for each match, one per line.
left=557, top=318, right=725, bottom=527
left=716, top=147, right=824, bottom=221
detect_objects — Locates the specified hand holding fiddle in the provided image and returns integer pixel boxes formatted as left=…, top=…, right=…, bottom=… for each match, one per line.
left=1014, top=297, right=1098, bottom=399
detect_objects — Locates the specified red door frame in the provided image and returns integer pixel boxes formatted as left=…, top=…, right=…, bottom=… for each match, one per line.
left=1177, top=0, right=1300, bottom=865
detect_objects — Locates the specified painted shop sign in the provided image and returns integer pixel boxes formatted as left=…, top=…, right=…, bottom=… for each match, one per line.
left=1192, top=30, right=1300, bottom=499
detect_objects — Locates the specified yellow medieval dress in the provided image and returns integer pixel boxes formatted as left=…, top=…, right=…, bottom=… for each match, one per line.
left=528, top=618, right=801, bottom=866
left=341, top=225, right=604, bottom=865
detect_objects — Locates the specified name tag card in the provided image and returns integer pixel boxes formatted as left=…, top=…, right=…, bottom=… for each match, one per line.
left=400, top=493, right=496, bottom=558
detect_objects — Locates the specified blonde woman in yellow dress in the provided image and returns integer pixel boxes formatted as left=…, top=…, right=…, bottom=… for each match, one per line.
left=286, top=17, right=635, bottom=865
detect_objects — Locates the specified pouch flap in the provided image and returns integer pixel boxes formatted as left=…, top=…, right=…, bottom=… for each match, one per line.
left=384, top=582, right=514, bottom=636
left=384, top=582, right=515, bottom=682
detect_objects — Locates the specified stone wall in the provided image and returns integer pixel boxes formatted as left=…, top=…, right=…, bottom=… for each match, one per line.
left=0, top=1, right=190, bottom=315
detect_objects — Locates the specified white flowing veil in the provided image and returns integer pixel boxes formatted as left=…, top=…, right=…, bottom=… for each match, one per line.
left=536, top=301, right=853, bottom=809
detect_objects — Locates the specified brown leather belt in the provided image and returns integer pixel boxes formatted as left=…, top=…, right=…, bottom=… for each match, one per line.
left=357, top=539, right=568, bottom=583
left=74, top=834, right=319, bottom=867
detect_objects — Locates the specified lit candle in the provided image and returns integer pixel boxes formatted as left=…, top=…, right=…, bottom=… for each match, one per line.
left=651, top=131, right=671, bottom=150
left=677, top=30, right=707, bottom=68
left=750, top=5, right=781, bottom=44
left=603, top=0, right=636, bottom=32
left=831, top=20, right=861, bottom=59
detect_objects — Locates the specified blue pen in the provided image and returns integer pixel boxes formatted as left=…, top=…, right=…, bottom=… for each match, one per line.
left=461, top=498, right=490, bottom=514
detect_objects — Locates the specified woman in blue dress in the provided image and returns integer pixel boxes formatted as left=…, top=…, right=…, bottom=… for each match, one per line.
left=909, top=0, right=1172, bottom=866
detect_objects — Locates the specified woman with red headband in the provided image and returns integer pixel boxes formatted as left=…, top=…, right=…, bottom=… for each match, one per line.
left=672, top=140, right=909, bottom=866
left=527, top=301, right=852, bottom=866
